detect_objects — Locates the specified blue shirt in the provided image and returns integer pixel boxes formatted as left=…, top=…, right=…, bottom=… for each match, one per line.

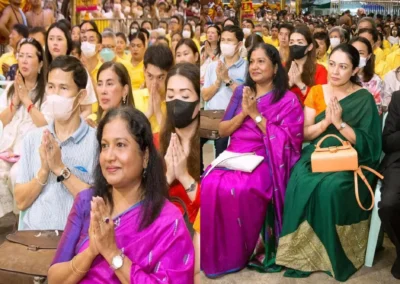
left=203, top=56, right=248, bottom=110
left=17, top=119, right=98, bottom=230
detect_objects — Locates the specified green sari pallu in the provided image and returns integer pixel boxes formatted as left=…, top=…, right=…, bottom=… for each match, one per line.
left=275, top=89, right=382, bottom=282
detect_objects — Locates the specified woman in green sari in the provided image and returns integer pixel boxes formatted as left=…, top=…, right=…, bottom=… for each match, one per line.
left=275, top=44, right=382, bottom=282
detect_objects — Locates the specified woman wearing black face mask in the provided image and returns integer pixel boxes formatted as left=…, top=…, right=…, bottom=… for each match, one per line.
left=160, top=63, right=200, bottom=226
left=287, top=25, right=328, bottom=105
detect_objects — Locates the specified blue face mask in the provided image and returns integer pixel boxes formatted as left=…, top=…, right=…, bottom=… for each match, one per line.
left=256, top=32, right=263, bottom=37
left=100, top=48, right=115, bottom=62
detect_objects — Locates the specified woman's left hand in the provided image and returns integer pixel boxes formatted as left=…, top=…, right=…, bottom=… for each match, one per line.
left=15, top=72, right=30, bottom=105
left=91, top=196, right=119, bottom=259
left=331, top=97, right=343, bottom=127
left=242, top=86, right=258, bottom=118
left=292, top=63, right=303, bottom=86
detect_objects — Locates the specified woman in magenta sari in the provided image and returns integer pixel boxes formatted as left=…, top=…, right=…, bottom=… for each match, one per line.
left=201, top=43, right=304, bottom=277
left=48, top=107, right=194, bottom=283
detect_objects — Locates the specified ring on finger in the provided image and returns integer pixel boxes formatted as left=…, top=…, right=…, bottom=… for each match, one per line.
left=103, top=216, right=110, bottom=224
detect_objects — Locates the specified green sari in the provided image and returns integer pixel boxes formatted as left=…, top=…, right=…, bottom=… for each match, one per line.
left=275, top=89, right=382, bottom=282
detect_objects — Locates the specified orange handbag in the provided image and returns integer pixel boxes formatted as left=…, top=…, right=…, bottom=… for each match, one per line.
left=311, top=134, right=384, bottom=211
left=311, top=134, right=358, bottom=172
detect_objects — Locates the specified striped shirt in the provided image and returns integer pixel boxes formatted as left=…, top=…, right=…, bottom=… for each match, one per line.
left=16, top=119, right=98, bottom=230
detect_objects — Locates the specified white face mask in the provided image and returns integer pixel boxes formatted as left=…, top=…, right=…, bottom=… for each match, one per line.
left=124, top=6, right=131, bottom=13
left=131, top=28, right=138, bottom=34
left=81, top=41, right=96, bottom=58
left=136, top=10, right=143, bottom=16
left=220, top=43, right=237, bottom=58
left=330, top=37, right=341, bottom=49
left=46, top=93, right=81, bottom=122
left=157, top=27, right=166, bottom=36
left=182, top=30, right=191, bottom=39
left=358, top=56, right=368, bottom=68
left=243, top=28, right=251, bottom=36
left=114, top=3, right=121, bottom=10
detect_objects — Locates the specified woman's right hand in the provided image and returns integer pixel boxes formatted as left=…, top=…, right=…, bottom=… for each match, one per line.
left=88, top=201, right=100, bottom=259
left=165, top=137, right=175, bottom=185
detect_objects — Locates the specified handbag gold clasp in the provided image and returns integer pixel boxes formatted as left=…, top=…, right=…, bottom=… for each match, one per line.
left=328, top=147, right=338, bottom=153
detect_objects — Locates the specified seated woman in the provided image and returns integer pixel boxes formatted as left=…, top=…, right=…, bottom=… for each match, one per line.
left=201, top=43, right=304, bottom=277
left=175, top=38, right=200, bottom=65
left=0, top=38, right=47, bottom=218
left=287, top=25, right=328, bottom=105
left=160, top=63, right=200, bottom=223
left=86, top=62, right=134, bottom=128
left=350, top=36, right=384, bottom=113
left=276, top=44, right=382, bottom=282
left=47, top=107, right=194, bottom=283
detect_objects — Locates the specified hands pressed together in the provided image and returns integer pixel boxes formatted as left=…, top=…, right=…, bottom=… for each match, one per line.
left=165, top=133, right=190, bottom=186
left=288, top=62, right=303, bottom=88
left=241, top=86, right=259, bottom=118
left=12, top=72, right=33, bottom=110
left=323, top=96, right=343, bottom=130
left=39, top=130, right=65, bottom=177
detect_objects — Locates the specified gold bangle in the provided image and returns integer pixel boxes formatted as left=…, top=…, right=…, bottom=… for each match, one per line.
left=71, top=256, right=89, bottom=275
left=35, top=172, right=47, bottom=186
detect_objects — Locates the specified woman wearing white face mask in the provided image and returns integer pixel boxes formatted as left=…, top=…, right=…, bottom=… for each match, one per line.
left=350, top=36, right=384, bottom=113
left=182, top=23, right=200, bottom=51
left=0, top=38, right=47, bottom=218
left=328, top=27, right=345, bottom=51
left=388, top=26, right=399, bottom=46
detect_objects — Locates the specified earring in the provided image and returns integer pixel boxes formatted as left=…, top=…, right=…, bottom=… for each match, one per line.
left=38, top=69, right=40, bottom=74
left=142, top=168, right=147, bottom=179
left=123, top=96, right=127, bottom=104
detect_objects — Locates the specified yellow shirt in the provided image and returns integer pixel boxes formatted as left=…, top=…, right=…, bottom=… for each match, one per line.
left=133, top=88, right=166, bottom=133
left=374, top=47, right=385, bottom=65
left=317, top=52, right=328, bottom=69
left=118, top=52, right=132, bottom=62
left=90, top=60, right=103, bottom=114
left=193, top=210, right=200, bottom=233
left=383, top=39, right=391, bottom=50
left=193, top=38, right=201, bottom=52
left=263, top=36, right=279, bottom=48
left=382, top=49, right=400, bottom=76
left=130, top=60, right=145, bottom=90
left=0, top=52, right=17, bottom=76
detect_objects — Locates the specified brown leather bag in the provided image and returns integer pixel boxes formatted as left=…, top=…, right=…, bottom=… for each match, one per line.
left=200, top=110, right=225, bottom=140
left=311, top=134, right=358, bottom=172
left=0, top=230, right=63, bottom=284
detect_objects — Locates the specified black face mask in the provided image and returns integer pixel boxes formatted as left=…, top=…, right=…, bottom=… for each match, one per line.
left=166, top=99, right=199, bottom=129
left=289, top=44, right=309, bottom=60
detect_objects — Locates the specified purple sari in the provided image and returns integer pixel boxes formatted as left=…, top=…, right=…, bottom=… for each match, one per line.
left=52, top=189, right=194, bottom=283
left=201, top=85, right=303, bottom=277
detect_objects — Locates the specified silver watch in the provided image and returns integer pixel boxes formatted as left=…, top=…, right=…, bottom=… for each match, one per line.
left=111, top=251, right=125, bottom=270
left=339, top=122, right=347, bottom=130
left=254, top=115, right=263, bottom=124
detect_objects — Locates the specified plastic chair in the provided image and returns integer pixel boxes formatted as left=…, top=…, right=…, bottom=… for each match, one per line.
left=364, top=112, right=388, bottom=267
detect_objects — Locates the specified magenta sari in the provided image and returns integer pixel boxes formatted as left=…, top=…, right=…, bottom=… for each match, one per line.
left=201, top=86, right=304, bottom=277
left=52, top=189, right=194, bottom=283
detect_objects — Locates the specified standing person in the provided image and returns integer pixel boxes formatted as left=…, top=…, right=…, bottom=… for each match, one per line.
left=0, top=24, right=28, bottom=76
left=0, top=0, right=27, bottom=41
left=287, top=26, right=328, bottom=105
left=278, top=23, right=293, bottom=65
left=201, top=43, right=303, bottom=277
left=201, top=25, right=247, bottom=172
left=276, top=44, right=382, bottom=282
left=379, top=90, right=400, bottom=280
left=26, top=0, right=54, bottom=28
left=200, top=25, right=221, bottom=85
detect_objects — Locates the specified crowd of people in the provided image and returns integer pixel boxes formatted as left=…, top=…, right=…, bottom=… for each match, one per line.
left=0, top=0, right=201, bottom=283
left=200, top=4, right=400, bottom=283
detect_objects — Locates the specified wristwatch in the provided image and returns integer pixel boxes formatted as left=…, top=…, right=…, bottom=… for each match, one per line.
left=111, top=251, right=125, bottom=270
left=338, top=122, right=347, bottom=130
left=56, top=167, right=71, bottom=183
left=254, top=115, right=263, bottom=124
left=300, top=84, right=307, bottom=92
left=225, top=79, right=233, bottom=87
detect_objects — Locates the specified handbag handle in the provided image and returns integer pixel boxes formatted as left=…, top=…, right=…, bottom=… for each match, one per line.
left=315, top=134, right=347, bottom=149
left=354, top=166, right=384, bottom=211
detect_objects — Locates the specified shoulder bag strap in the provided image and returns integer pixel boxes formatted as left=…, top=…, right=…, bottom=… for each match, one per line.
left=354, top=166, right=384, bottom=211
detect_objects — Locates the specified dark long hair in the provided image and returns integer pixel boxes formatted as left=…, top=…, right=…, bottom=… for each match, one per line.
left=45, top=22, right=73, bottom=65
left=8, top=38, right=46, bottom=108
left=96, top=61, right=134, bottom=122
left=349, top=36, right=375, bottom=82
left=245, top=43, right=289, bottom=104
left=286, top=25, right=316, bottom=87
left=175, top=38, right=200, bottom=65
left=330, top=43, right=361, bottom=86
left=160, top=63, right=200, bottom=183
left=94, top=107, right=168, bottom=230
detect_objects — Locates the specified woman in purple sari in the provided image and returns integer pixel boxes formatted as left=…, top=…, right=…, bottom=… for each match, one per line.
left=48, top=107, right=194, bottom=283
left=201, top=43, right=304, bottom=277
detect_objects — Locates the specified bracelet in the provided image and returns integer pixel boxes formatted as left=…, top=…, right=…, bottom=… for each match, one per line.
left=35, top=172, right=48, bottom=186
left=70, top=256, right=89, bottom=275
left=27, top=103, right=34, bottom=113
